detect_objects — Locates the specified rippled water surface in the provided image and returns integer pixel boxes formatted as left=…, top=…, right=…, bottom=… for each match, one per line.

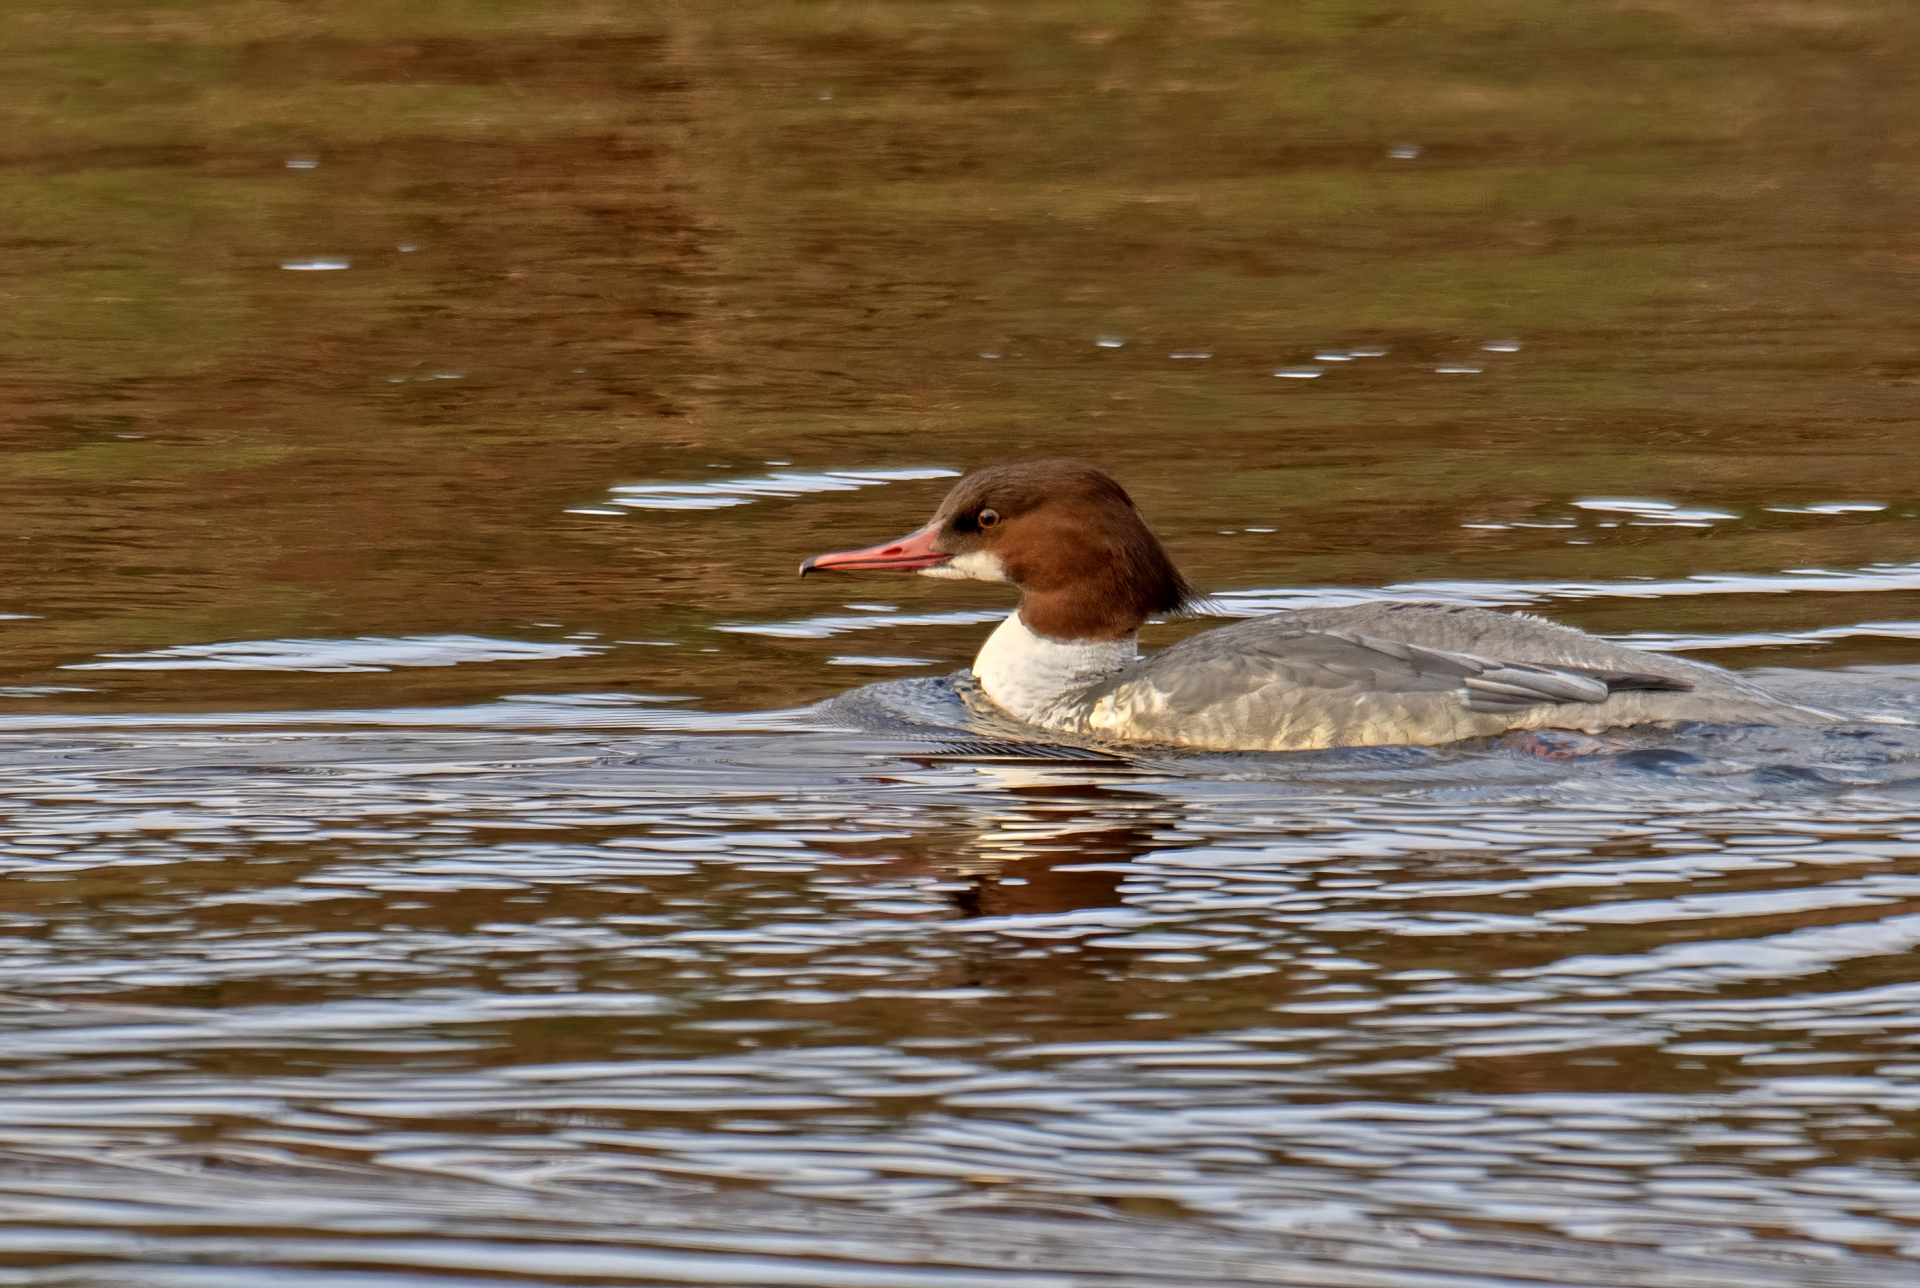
left=7, top=1, right=1920, bottom=1283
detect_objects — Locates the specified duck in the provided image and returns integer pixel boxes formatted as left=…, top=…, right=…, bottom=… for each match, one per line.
left=800, top=460, right=1835, bottom=751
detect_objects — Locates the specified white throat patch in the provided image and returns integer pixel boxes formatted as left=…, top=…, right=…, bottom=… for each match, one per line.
left=971, top=612, right=1137, bottom=728
left=920, top=549, right=1007, bottom=582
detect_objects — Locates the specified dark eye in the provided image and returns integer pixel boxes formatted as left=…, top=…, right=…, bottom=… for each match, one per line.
left=977, top=508, right=1000, bottom=528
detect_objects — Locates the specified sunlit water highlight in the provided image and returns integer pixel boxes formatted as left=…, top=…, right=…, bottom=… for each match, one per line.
left=579, top=468, right=961, bottom=514
left=716, top=561, right=1920, bottom=657
left=64, top=635, right=608, bottom=673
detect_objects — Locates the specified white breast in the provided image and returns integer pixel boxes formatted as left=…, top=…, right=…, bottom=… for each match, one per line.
left=971, top=612, right=1137, bottom=729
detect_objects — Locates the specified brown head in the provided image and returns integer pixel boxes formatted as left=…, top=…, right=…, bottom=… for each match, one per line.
left=801, top=459, right=1194, bottom=641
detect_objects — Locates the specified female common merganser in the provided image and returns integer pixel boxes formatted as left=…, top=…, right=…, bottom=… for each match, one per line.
left=801, top=460, right=1834, bottom=751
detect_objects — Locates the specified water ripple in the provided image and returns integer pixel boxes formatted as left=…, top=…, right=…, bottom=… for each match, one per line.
left=1, top=710, right=1919, bottom=1279
left=577, top=468, right=959, bottom=515
left=64, top=635, right=607, bottom=673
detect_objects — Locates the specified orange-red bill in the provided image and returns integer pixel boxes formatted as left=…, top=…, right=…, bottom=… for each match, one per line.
left=799, top=522, right=948, bottom=576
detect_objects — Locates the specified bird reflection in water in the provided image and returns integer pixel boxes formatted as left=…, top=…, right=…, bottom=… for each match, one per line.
left=886, top=765, right=1174, bottom=918
left=875, top=767, right=1204, bottom=1030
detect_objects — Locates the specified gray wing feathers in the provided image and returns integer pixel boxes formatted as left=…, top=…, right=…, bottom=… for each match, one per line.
left=1461, top=668, right=1607, bottom=711
left=1059, top=603, right=1825, bottom=750
left=1567, top=668, right=1696, bottom=693
left=1319, top=628, right=1686, bottom=713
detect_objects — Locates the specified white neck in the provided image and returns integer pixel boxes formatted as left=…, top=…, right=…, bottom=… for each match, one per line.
left=971, top=611, right=1137, bottom=728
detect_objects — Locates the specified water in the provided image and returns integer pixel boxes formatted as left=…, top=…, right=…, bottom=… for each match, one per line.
left=6, top=1, right=1920, bottom=1282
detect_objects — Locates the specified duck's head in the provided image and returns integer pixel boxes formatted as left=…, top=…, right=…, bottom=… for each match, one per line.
left=801, top=459, right=1193, bottom=641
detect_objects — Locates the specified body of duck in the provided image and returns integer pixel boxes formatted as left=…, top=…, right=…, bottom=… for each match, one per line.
left=802, top=461, right=1833, bottom=751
